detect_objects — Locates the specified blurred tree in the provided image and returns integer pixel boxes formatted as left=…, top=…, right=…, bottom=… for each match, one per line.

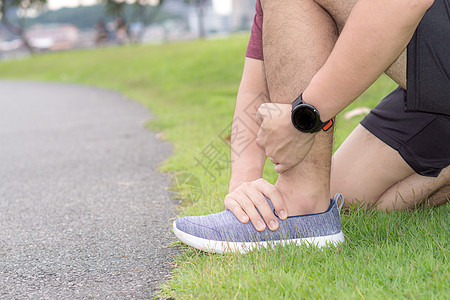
left=28, top=4, right=177, bottom=30
left=102, top=0, right=126, bottom=18
left=101, top=0, right=164, bottom=42
left=0, top=0, right=47, bottom=51
left=184, top=0, right=207, bottom=38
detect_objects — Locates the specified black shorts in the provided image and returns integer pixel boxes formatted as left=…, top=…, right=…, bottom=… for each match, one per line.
left=361, top=87, right=450, bottom=177
left=406, top=0, right=450, bottom=115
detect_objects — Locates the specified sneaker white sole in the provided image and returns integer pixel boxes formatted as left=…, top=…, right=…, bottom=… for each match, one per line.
left=173, top=221, right=345, bottom=254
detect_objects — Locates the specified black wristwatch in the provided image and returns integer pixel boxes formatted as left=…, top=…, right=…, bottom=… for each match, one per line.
left=291, top=94, right=334, bottom=133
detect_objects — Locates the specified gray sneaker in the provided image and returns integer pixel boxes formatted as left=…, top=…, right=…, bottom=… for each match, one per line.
left=173, top=194, right=345, bottom=254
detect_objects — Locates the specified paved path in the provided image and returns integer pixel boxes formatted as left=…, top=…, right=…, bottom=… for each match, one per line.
left=0, top=81, right=179, bottom=298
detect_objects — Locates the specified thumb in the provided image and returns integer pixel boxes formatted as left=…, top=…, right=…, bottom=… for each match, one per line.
left=256, top=103, right=270, bottom=125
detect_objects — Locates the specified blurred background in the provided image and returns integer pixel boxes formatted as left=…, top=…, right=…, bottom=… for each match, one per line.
left=0, top=0, right=255, bottom=60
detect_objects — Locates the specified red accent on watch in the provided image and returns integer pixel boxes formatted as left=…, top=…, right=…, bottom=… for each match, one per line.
left=322, top=119, right=334, bottom=131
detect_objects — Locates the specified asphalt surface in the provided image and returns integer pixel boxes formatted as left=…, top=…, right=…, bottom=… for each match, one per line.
left=0, top=81, right=179, bottom=298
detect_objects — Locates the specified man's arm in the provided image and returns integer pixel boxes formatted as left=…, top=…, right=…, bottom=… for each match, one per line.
left=257, top=0, right=433, bottom=172
left=228, top=57, right=268, bottom=192
left=303, top=0, right=434, bottom=120
left=226, top=57, right=287, bottom=231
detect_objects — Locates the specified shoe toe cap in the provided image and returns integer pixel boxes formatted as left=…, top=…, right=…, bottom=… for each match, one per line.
left=174, top=216, right=221, bottom=240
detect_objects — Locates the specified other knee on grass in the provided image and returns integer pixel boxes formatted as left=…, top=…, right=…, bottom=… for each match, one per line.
left=424, top=185, right=449, bottom=207
left=374, top=171, right=449, bottom=211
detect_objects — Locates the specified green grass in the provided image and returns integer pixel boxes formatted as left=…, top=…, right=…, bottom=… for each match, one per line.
left=0, top=35, right=448, bottom=299
left=167, top=206, right=448, bottom=299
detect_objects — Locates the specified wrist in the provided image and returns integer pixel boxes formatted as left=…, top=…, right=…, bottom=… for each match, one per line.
left=229, top=171, right=262, bottom=193
left=291, top=94, right=334, bottom=133
left=302, top=70, right=342, bottom=122
left=302, top=89, right=328, bottom=122
left=230, top=149, right=265, bottom=193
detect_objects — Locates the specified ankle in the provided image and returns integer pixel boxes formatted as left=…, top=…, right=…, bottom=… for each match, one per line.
left=286, top=192, right=330, bottom=216
left=275, top=182, right=330, bottom=216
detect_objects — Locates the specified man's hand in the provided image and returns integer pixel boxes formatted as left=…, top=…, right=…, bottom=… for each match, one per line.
left=256, top=103, right=316, bottom=173
left=224, top=178, right=288, bottom=231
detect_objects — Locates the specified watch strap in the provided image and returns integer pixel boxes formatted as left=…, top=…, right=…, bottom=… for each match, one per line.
left=291, top=95, right=303, bottom=109
left=321, top=118, right=334, bottom=131
left=292, top=94, right=334, bottom=132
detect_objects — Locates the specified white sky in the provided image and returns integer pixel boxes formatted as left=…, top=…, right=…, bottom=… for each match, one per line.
left=212, top=0, right=232, bottom=15
left=47, top=0, right=97, bottom=10
left=47, top=0, right=233, bottom=15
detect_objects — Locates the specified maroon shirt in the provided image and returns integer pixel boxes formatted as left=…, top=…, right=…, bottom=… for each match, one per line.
left=246, top=0, right=264, bottom=60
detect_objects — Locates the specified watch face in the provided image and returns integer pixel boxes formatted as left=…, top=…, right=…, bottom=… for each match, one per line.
left=292, top=105, right=318, bottom=132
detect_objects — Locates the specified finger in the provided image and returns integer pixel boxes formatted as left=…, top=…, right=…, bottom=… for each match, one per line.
left=243, top=186, right=280, bottom=231
left=224, top=195, right=249, bottom=223
left=268, top=157, right=279, bottom=165
left=274, top=163, right=292, bottom=174
left=256, top=110, right=263, bottom=125
left=236, top=194, right=267, bottom=231
left=256, top=126, right=265, bottom=148
left=256, top=103, right=270, bottom=125
left=224, top=190, right=250, bottom=223
left=255, top=179, right=288, bottom=220
left=225, top=184, right=267, bottom=231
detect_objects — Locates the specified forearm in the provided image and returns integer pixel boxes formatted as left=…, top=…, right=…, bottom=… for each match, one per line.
left=229, top=58, right=268, bottom=192
left=303, top=0, right=434, bottom=120
left=229, top=110, right=266, bottom=192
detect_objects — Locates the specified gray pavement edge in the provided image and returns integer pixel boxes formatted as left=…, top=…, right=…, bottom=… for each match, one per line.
left=0, top=80, right=180, bottom=299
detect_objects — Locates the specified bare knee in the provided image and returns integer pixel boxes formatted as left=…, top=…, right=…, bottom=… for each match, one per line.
left=330, top=124, right=414, bottom=209
left=427, top=185, right=450, bottom=207
left=375, top=165, right=450, bottom=211
left=425, top=167, right=450, bottom=207
left=408, top=0, right=435, bottom=11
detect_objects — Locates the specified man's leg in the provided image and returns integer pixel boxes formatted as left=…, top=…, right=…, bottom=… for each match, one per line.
left=261, top=0, right=338, bottom=215
left=331, top=125, right=449, bottom=211
left=314, top=0, right=407, bottom=89
left=319, top=0, right=449, bottom=209
left=260, top=0, right=410, bottom=214
left=262, top=0, right=447, bottom=212
left=377, top=166, right=449, bottom=210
